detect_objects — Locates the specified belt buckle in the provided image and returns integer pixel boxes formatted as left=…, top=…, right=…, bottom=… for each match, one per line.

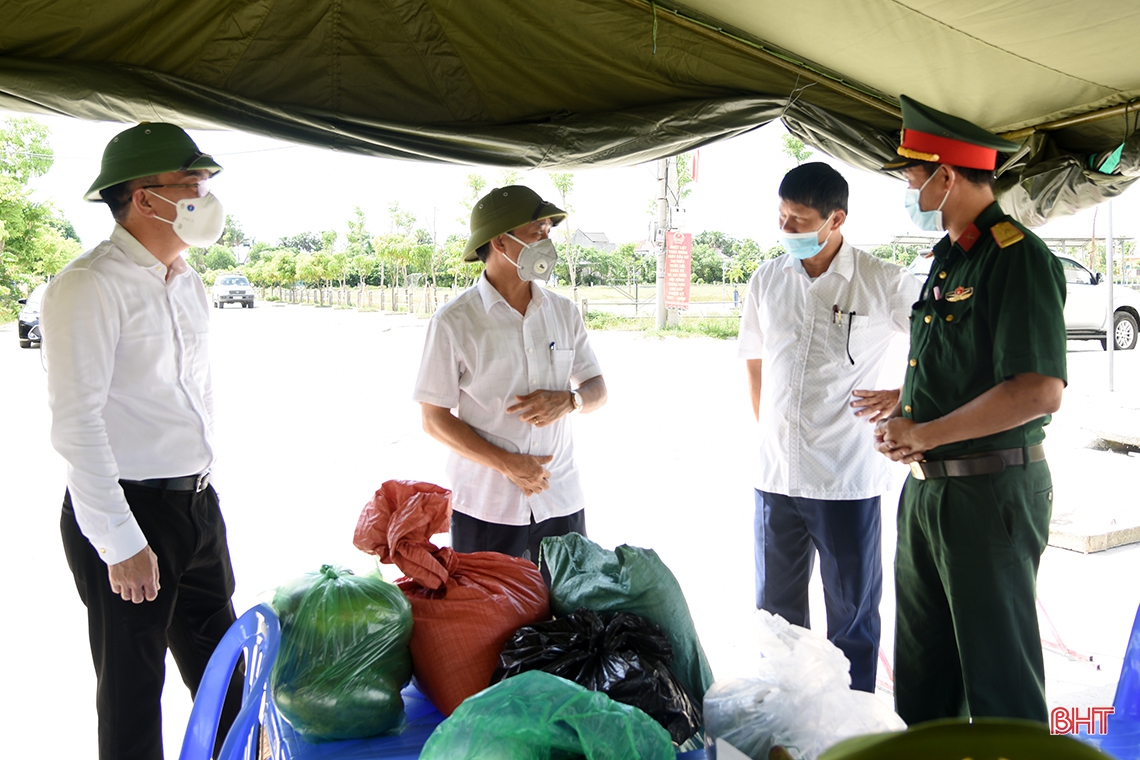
left=909, top=461, right=927, bottom=481
left=195, top=472, right=210, bottom=493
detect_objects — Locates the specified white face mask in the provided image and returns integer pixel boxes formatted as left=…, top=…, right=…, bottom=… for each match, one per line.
left=503, top=233, right=559, bottom=281
left=148, top=190, right=226, bottom=248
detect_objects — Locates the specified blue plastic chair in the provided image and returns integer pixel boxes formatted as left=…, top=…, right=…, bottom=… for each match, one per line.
left=179, top=603, right=280, bottom=760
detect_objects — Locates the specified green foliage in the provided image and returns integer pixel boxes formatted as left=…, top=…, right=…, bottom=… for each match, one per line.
left=781, top=134, right=813, bottom=167
left=689, top=243, right=724, bottom=284
left=674, top=152, right=696, bottom=202
left=1, top=116, right=53, bottom=183
left=1, top=118, right=81, bottom=318
left=248, top=240, right=275, bottom=262
left=869, top=244, right=924, bottom=267
left=204, top=244, right=237, bottom=271
left=278, top=231, right=324, bottom=253
left=221, top=214, right=246, bottom=248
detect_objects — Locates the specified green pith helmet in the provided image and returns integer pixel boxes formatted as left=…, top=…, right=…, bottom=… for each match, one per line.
left=85, top=123, right=223, bottom=202
left=463, top=185, right=566, bottom=261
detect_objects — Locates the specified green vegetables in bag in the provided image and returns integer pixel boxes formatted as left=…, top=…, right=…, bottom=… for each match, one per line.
left=270, top=564, right=414, bottom=742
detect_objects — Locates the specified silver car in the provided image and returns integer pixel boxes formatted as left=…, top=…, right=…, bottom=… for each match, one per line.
left=211, top=274, right=256, bottom=309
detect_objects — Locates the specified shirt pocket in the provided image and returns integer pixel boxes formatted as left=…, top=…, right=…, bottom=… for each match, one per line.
left=550, top=348, right=574, bottom=389
left=834, top=313, right=887, bottom=366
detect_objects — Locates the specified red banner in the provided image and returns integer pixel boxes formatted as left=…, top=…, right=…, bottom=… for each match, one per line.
left=664, top=231, right=692, bottom=309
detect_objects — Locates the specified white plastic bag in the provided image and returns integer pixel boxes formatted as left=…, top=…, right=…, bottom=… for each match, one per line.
left=703, top=611, right=905, bottom=759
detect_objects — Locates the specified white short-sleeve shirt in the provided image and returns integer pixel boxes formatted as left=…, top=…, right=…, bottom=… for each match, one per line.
left=413, top=273, right=602, bottom=525
left=738, top=242, right=921, bottom=500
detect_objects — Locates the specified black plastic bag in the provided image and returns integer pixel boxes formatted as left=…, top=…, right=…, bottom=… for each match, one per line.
left=493, top=607, right=702, bottom=744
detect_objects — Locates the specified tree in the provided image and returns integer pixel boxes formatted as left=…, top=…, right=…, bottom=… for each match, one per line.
left=278, top=231, right=324, bottom=253
left=204, top=245, right=237, bottom=271
left=781, top=134, right=813, bottom=167
left=247, top=240, right=275, bottom=262
left=1, top=117, right=81, bottom=318
left=690, top=243, right=724, bottom=284
left=674, top=152, right=696, bottom=203
left=549, top=173, right=580, bottom=291
left=0, top=116, right=53, bottom=183
left=185, top=247, right=209, bottom=273
left=221, top=214, right=246, bottom=249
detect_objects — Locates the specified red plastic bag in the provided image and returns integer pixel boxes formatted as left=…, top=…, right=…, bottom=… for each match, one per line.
left=354, top=480, right=550, bottom=716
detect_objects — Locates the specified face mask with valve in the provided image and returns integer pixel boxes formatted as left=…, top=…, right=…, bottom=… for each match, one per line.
left=503, top=233, right=559, bottom=281
left=779, top=212, right=834, bottom=260
left=904, top=167, right=950, bottom=232
left=147, top=190, right=226, bottom=248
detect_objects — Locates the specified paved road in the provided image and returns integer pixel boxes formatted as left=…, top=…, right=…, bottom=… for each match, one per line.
left=2, top=302, right=1138, bottom=758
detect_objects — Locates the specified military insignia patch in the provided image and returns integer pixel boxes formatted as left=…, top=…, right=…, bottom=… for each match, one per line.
left=991, top=221, right=1025, bottom=248
left=946, top=286, right=974, bottom=302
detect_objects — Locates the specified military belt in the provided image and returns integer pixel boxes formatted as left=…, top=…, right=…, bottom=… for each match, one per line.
left=909, top=444, right=1045, bottom=481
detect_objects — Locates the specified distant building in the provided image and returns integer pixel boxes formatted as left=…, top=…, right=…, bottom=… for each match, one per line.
left=569, top=229, right=616, bottom=253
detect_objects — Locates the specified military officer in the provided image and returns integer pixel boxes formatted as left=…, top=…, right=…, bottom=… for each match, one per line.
left=874, top=95, right=1067, bottom=724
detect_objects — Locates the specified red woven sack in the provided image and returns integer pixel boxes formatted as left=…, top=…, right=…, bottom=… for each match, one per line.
left=354, top=480, right=550, bottom=716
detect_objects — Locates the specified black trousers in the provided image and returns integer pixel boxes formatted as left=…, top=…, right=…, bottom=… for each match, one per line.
left=61, top=483, right=243, bottom=760
left=450, top=509, right=586, bottom=564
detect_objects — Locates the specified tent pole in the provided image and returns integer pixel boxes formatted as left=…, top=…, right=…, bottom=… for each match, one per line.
left=656, top=157, right=668, bottom=330
left=1107, top=201, right=1115, bottom=391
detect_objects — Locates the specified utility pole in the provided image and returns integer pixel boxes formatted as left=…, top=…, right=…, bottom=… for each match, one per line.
left=655, top=157, right=669, bottom=329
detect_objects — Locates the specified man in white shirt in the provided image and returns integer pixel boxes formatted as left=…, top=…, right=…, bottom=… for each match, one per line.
left=738, top=162, right=920, bottom=692
left=41, top=124, right=240, bottom=760
left=414, top=185, right=607, bottom=562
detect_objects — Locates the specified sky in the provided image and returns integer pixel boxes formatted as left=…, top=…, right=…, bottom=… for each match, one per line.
left=11, top=109, right=1140, bottom=257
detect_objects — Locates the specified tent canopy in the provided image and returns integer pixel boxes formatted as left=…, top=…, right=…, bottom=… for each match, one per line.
left=3, top=0, right=1140, bottom=225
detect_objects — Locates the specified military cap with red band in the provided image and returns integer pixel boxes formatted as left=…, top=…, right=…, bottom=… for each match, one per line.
left=882, top=95, right=1023, bottom=171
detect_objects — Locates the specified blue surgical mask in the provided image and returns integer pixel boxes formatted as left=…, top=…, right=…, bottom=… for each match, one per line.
left=904, top=168, right=950, bottom=232
left=779, top=213, right=834, bottom=260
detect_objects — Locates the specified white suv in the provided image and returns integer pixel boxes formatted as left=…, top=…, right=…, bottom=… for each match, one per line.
left=211, top=274, right=255, bottom=309
left=910, top=253, right=1140, bottom=350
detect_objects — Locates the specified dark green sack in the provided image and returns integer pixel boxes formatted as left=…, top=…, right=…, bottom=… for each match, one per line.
left=539, top=533, right=715, bottom=710
left=419, top=670, right=674, bottom=760
left=270, top=564, right=414, bottom=742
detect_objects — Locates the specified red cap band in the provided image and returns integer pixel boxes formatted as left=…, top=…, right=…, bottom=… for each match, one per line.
left=903, top=129, right=998, bottom=170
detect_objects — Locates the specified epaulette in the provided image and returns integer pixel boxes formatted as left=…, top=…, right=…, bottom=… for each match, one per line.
left=991, top=221, right=1024, bottom=248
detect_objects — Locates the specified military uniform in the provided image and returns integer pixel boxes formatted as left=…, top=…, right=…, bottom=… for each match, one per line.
left=895, top=203, right=1066, bottom=723
left=883, top=96, right=1068, bottom=724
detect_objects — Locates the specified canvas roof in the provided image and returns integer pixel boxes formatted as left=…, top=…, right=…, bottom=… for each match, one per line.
left=3, top=0, right=1140, bottom=225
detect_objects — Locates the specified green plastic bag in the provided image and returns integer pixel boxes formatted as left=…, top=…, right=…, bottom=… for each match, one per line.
left=270, top=564, right=414, bottom=742
left=540, top=533, right=715, bottom=710
left=419, top=670, right=674, bottom=760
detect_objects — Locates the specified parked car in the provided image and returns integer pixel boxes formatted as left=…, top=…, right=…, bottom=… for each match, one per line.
left=17, top=283, right=48, bottom=349
left=910, top=253, right=1140, bottom=350
left=211, top=274, right=255, bottom=308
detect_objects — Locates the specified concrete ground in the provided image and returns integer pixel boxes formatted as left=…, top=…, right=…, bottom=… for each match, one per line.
left=1, top=302, right=1137, bottom=759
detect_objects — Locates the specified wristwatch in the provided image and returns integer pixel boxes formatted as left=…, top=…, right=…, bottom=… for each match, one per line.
left=570, top=390, right=584, bottom=412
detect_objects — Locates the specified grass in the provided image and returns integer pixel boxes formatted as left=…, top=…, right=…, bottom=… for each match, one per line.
left=584, top=310, right=739, bottom=339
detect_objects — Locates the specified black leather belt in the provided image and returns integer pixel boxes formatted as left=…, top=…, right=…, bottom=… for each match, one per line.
left=909, top=444, right=1045, bottom=481
left=121, top=472, right=211, bottom=493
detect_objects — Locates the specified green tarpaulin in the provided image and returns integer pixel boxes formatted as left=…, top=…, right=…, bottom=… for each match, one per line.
left=3, top=0, right=1139, bottom=224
